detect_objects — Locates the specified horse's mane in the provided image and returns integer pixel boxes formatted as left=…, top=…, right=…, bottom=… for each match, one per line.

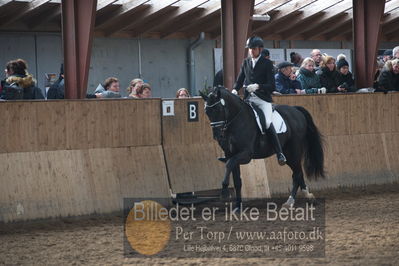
left=219, top=87, right=247, bottom=108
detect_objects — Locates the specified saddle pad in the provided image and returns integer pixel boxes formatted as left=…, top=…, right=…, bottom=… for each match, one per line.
left=251, top=108, right=287, bottom=134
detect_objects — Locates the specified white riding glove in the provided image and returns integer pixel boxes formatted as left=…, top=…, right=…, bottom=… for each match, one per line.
left=318, top=87, right=327, bottom=94
left=232, top=89, right=238, bottom=95
left=246, top=84, right=259, bottom=93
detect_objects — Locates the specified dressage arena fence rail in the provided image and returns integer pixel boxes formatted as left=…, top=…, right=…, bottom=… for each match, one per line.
left=0, top=94, right=398, bottom=222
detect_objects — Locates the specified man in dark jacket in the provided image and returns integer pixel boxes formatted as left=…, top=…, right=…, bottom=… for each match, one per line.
left=232, top=36, right=286, bottom=165
left=275, top=61, right=302, bottom=94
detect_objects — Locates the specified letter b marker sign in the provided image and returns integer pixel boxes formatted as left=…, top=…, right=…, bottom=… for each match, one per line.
left=188, top=102, right=198, bottom=122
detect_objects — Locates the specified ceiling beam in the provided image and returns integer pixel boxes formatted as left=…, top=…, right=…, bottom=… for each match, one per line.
left=303, top=10, right=352, bottom=39
left=382, top=7, right=399, bottom=25
left=254, top=0, right=291, bottom=14
left=253, top=0, right=318, bottom=35
left=24, top=4, right=61, bottom=29
left=261, top=0, right=345, bottom=37
left=281, top=0, right=352, bottom=39
left=324, top=20, right=352, bottom=40
left=0, top=0, right=51, bottom=28
left=104, top=0, right=179, bottom=36
left=124, top=0, right=208, bottom=37
left=95, top=0, right=149, bottom=28
left=160, top=3, right=220, bottom=39
left=97, top=0, right=118, bottom=11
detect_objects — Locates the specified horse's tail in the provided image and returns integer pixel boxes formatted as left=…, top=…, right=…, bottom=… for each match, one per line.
left=294, top=106, right=325, bottom=180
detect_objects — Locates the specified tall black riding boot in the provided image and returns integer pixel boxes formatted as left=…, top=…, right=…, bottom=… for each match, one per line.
left=268, top=123, right=287, bottom=166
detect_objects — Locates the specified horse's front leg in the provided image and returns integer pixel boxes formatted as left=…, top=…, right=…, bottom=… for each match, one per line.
left=220, top=151, right=251, bottom=207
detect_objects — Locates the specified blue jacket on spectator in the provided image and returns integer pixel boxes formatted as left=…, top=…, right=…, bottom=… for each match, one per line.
left=274, top=72, right=302, bottom=94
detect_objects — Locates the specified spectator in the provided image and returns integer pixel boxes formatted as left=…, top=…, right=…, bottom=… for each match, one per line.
left=1, top=58, right=44, bottom=100
left=136, top=83, right=152, bottom=98
left=297, top=57, right=325, bottom=94
left=290, top=52, right=303, bottom=67
left=127, top=78, right=143, bottom=98
left=261, top=48, right=278, bottom=74
left=374, top=60, right=385, bottom=89
left=275, top=61, right=302, bottom=95
left=310, top=49, right=322, bottom=70
left=176, top=88, right=190, bottom=98
left=47, top=63, right=65, bottom=99
left=93, top=77, right=121, bottom=98
left=213, top=69, right=223, bottom=87
left=318, top=55, right=342, bottom=93
left=261, top=48, right=270, bottom=60
left=393, top=46, right=399, bottom=59
left=377, top=59, right=399, bottom=92
left=336, top=54, right=355, bottom=92
left=383, top=49, right=392, bottom=62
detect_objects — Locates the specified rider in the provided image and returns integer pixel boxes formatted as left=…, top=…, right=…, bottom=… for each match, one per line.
left=232, top=36, right=286, bottom=165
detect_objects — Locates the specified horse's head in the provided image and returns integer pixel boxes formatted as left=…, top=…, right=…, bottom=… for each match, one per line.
left=200, top=86, right=228, bottom=123
left=200, top=86, right=234, bottom=139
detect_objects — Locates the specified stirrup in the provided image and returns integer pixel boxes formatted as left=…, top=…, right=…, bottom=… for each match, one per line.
left=218, top=157, right=228, bottom=163
left=277, top=153, right=287, bottom=166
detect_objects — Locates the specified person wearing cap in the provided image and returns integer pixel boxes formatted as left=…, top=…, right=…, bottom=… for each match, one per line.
left=275, top=61, right=302, bottom=95
left=231, top=36, right=286, bottom=165
left=336, top=54, right=355, bottom=92
left=383, top=50, right=392, bottom=62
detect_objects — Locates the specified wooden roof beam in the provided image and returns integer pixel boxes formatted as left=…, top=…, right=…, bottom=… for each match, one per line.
left=281, top=0, right=352, bottom=39
left=258, top=0, right=346, bottom=37
left=160, top=3, right=220, bottom=39
left=279, top=0, right=352, bottom=37
left=95, top=0, right=149, bottom=28
left=323, top=20, right=352, bottom=40
left=24, top=4, right=61, bottom=29
left=383, top=7, right=399, bottom=25
left=254, top=0, right=291, bottom=14
left=125, top=0, right=209, bottom=37
left=97, top=0, right=118, bottom=11
left=104, top=0, right=179, bottom=36
left=302, top=10, right=352, bottom=40
left=0, top=0, right=51, bottom=28
left=253, top=0, right=318, bottom=35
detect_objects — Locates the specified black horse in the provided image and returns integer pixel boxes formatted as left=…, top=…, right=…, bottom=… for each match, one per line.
left=200, top=86, right=325, bottom=209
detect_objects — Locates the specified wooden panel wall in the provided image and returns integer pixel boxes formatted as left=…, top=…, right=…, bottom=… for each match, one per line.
left=0, top=99, right=161, bottom=153
left=0, top=146, right=170, bottom=222
left=267, top=93, right=399, bottom=194
left=0, top=99, right=169, bottom=222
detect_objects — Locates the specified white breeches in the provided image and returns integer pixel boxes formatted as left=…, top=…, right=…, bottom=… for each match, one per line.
left=248, top=93, right=273, bottom=129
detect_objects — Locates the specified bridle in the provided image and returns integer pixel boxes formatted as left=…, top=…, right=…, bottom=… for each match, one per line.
left=205, top=97, right=243, bottom=135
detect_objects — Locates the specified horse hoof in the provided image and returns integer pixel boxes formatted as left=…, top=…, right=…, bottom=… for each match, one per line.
left=233, top=204, right=241, bottom=213
left=220, top=188, right=230, bottom=199
left=307, top=197, right=317, bottom=205
left=282, top=197, right=295, bottom=208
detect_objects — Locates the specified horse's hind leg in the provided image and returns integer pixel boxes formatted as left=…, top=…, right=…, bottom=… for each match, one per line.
left=282, top=150, right=303, bottom=208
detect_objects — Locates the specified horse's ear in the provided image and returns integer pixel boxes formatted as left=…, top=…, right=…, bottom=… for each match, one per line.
left=199, top=90, right=208, bottom=101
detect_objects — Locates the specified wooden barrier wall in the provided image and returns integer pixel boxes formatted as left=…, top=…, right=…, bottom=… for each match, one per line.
left=0, top=99, right=170, bottom=223
left=1, top=93, right=398, bottom=222
left=267, top=93, right=399, bottom=194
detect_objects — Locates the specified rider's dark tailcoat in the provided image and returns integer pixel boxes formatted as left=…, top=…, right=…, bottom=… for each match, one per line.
left=233, top=56, right=275, bottom=102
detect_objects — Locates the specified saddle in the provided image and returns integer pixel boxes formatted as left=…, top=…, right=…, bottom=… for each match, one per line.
left=245, top=102, right=287, bottom=134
